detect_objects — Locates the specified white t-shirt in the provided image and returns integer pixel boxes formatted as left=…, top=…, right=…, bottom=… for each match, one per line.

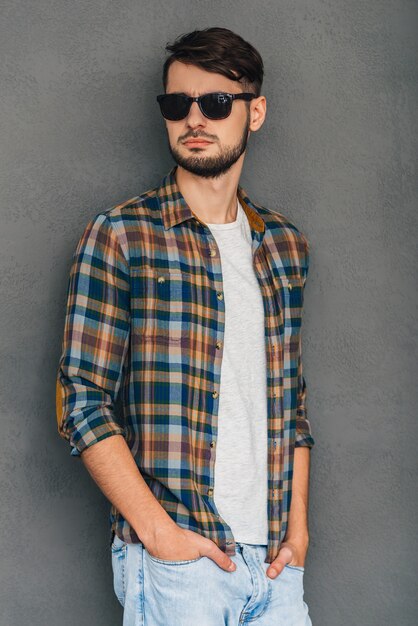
left=205, top=198, right=268, bottom=545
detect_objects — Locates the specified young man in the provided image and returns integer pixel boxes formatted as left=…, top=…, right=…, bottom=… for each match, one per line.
left=56, top=26, right=315, bottom=625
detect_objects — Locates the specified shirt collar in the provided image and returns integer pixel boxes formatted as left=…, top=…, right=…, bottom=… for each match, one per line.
left=158, top=165, right=265, bottom=233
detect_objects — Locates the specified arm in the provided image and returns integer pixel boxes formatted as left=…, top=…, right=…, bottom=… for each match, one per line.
left=55, top=213, right=177, bottom=543
left=285, top=234, right=314, bottom=547
left=283, top=446, right=311, bottom=549
left=294, top=358, right=315, bottom=448
left=56, top=213, right=130, bottom=456
left=266, top=235, right=314, bottom=578
left=80, top=434, right=179, bottom=544
left=55, top=214, right=235, bottom=570
left=80, top=435, right=236, bottom=573
left=266, top=446, right=311, bottom=578
left=267, top=393, right=313, bottom=578
left=295, top=235, right=315, bottom=449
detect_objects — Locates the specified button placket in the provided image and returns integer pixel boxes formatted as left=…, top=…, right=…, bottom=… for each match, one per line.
left=200, top=228, right=236, bottom=554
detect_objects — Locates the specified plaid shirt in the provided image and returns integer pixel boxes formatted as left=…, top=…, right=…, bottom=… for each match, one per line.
left=56, top=165, right=315, bottom=564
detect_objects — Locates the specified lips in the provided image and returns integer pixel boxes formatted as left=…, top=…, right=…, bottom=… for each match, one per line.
left=184, top=140, right=212, bottom=145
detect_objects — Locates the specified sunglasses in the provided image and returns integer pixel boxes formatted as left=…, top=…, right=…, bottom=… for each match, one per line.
left=156, top=91, right=257, bottom=121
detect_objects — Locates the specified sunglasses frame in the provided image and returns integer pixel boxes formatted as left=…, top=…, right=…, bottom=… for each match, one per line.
left=156, top=91, right=257, bottom=121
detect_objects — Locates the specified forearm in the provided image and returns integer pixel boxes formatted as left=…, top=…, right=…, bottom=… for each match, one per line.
left=80, top=434, right=178, bottom=544
left=284, top=446, right=311, bottom=544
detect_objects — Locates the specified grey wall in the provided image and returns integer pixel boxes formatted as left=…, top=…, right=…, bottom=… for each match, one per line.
left=1, top=1, right=417, bottom=624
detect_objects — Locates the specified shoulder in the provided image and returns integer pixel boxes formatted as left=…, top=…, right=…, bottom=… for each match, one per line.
left=249, top=201, right=311, bottom=279
left=257, top=203, right=307, bottom=243
left=256, top=203, right=310, bottom=261
left=102, top=183, right=161, bottom=223
left=87, top=184, right=161, bottom=244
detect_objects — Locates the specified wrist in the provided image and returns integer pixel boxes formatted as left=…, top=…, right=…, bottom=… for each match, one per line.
left=283, top=532, right=309, bottom=549
left=140, top=517, right=179, bottom=547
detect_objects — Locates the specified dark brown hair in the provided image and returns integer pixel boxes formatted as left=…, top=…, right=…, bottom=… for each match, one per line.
left=162, top=27, right=264, bottom=97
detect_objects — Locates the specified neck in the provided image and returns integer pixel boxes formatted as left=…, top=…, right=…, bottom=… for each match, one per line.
left=175, top=163, right=242, bottom=224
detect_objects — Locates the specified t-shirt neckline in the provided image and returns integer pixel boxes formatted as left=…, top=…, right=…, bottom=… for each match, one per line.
left=205, top=197, right=243, bottom=230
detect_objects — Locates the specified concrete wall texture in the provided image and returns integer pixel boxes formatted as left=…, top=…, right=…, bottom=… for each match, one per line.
left=1, top=1, right=417, bottom=624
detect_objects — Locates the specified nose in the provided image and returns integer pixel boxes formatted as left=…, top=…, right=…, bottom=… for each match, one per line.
left=186, top=100, right=207, bottom=127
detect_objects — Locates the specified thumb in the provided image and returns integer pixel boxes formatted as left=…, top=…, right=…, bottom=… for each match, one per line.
left=266, top=544, right=293, bottom=579
left=208, top=545, right=237, bottom=572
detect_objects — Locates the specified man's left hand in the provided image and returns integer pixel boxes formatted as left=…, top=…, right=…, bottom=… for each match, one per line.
left=266, top=538, right=308, bottom=579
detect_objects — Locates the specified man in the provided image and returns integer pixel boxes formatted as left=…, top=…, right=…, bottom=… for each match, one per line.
left=56, top=26, right=314, bottom=625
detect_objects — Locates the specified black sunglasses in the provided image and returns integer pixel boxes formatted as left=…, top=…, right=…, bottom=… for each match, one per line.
left=156, top=91, right=257, bottom=121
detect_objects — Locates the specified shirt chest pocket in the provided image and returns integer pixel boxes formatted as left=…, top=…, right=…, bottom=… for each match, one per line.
left=130, top=266, right=194, bottom=342
left=270, top=273, right=306, bottom=343
left=280, top=274, right=305, bottom=312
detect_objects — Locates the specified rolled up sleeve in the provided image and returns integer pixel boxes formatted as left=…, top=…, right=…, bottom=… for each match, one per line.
left=295, top=236, right=315, bottom=448
left=295, top=358, right=315, bottom=448
left=56, top=213, right=130, bottom=457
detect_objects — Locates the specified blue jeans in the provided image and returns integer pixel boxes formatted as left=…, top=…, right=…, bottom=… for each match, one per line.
left=111, top=534, right=312, bottom=625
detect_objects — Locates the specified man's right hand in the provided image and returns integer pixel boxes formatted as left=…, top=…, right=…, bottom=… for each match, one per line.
left=78, top=436, right=236, bottom=572
left=143, top=526, right=237, bottom=572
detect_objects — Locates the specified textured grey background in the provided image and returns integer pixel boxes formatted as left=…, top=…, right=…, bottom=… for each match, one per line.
left=1, top=1, right=417, bottom=625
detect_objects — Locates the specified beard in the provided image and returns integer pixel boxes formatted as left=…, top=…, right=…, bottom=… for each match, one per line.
left=167, top=110, right=251, bottom=180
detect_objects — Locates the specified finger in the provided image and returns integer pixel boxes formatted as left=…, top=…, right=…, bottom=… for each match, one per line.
left=266, top=557, right=288, bottom=578
left=205, top=545, right=236, bottom=572
left=265, top=543, right=295, bottom=578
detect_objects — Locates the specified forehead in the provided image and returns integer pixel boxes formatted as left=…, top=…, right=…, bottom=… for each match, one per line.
left=166, top=60, right=242, bottom=95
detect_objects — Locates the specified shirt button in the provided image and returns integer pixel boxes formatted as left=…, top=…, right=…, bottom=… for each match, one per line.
left=217, top=292, right=224, bottom=300
left=209, top=249, right=216, bottom=257
left=288, top=282, right=293, bottom=290
left=207, top=488, right=214, bottom=496
left=212, top=390, right=219, bottom=399
left=157, top=275, right=165, bottom=283
left=210, top=441, right=216, bottom=448
left=216, top=341, right=222, bottom=349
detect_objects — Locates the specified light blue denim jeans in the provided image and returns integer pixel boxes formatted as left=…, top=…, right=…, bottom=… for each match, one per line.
left=111, top=533, right=312, bottom=625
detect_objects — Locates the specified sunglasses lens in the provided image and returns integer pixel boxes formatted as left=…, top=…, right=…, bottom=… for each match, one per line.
left=201, top=93, right=231, bottom=119
left=158, top=93, right=233, bottom=120
left=159, top=94, right=191, bottom=121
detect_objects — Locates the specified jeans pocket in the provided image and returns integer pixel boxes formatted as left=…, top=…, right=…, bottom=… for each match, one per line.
left=111, top=535, right=127, bottom=606
left=145, top=548, right=202, bottom=566
left=284, top=563, right=305, bottom=573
